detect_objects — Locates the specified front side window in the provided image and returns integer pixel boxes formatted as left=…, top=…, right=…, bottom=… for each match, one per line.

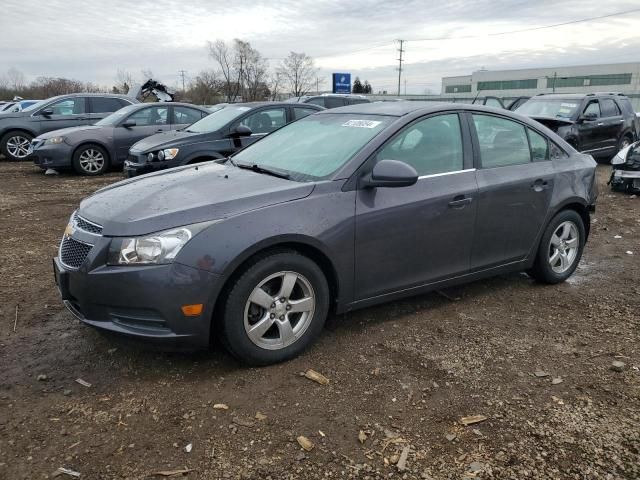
left=233, top=114, right=392, bottom=181
left=376, top=114, right=463, bottom=176
left=128, top=106, right=168, bottom=126
left=473, top=114, right=530, bottom=167
left=174, top=106, right=205, bottom=125
left=240, top=108, right=286, bottom=134
left=47, top=98, right=85, bottom=116
left=527, top=128, right=549, bottom=161
left=583, top=101, right=600, bottom=118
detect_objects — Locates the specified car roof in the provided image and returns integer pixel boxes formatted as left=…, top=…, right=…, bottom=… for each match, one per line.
left=317, top=101, right=449, bottom=116
left=532, top=93, right=629, bottom=99
left=231, top=101, right=322, bottom=109
left=128, top=102, right=208, bottom=110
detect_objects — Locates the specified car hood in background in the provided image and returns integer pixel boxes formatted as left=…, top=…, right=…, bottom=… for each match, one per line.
left=0, top=111, right=28, bottom=120
left=131, top=129, right=223, bottom=153
left=529, top=116, right=574, bottom=132
left=78, top=162, right=314, bottom=236
left=37, top=125, right=105, bottom=140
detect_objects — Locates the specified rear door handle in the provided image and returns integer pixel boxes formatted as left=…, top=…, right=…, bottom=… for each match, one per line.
left=597, top=122, right=604, bottom=126
left=532, top=179, right=550, bottom=192
left=448, top=195, right=473, bottom=208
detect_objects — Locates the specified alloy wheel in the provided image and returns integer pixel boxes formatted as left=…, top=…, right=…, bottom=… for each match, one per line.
left=548, top=220, right=579, bottom=274
left=6, top=135, right=31, bottom=159
left=78, top=149, right=105, bottom=173
left=243, top=271, right=316, bottom=350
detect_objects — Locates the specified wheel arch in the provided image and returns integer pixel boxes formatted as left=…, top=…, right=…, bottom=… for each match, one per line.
left=1, top=127, right=38, bottom=141
left=551, top=198, right=591, bottom=240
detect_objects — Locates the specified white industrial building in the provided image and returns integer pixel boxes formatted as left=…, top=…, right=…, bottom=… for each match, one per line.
left=441, top=62, right=640, bottom=98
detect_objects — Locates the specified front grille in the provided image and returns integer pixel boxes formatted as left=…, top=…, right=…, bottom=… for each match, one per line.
left=60, top=237, right=93, bottom=269
left=74, top=213, right=103, bottom=235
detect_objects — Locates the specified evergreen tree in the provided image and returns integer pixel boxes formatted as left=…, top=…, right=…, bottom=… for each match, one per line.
left=363, top=80, right=372, bottom=94
left=352, top=77, right=364, bottom=94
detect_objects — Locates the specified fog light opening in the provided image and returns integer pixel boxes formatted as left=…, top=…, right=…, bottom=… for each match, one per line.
left=181, top=304, right=204, bottom=316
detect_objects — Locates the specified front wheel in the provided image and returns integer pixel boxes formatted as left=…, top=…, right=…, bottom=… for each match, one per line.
left=529, top=210, right=585, bottom=284
left=1, top=131, right=33, bottom=161
left=72, top=144, right=109, bottom=176
left=221, top=251, right=330, bottom=365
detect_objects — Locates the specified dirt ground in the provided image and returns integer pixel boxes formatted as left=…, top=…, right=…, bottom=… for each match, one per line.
left=0, top=162, right=638, bottom=480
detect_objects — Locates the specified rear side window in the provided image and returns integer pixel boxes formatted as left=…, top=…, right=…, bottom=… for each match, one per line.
left=325, top=97, right=345, bottom=109
left=472, top=114, right=530, bottom=167
left=600, top=98, right=621, bottom=117
left=173, top=106, right=205, bottom=125
left=616, top=97, right=634, bottom=115
left=305, top=98, right=325, bottom=107
left=527, top=128, right=549, bottom=161
left=293, top=107, right=319, bottom=120
left=347, top=98, right=369, bottom=105
left=377, top=113, right=463, bottom=176
left=90, top=97, right=125, bottom=113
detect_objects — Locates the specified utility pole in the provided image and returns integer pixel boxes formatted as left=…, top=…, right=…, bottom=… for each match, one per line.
left=316, top=77, right=319, bottom=94
left=404, top=79, right=407, bottom=95
left=552, top=71, right=557, bottom=93
left=178, top=70, right=187, bottom=91
left=396, top=39, right=405, bottom=96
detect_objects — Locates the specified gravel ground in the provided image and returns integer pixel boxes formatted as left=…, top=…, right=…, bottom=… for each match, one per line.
left=0, top=162, right=638, bottom=479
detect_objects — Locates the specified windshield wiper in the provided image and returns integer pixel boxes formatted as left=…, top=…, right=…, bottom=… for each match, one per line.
left=226, top=156, right=236, bottom=167
left=235, top=162, right=290, bottom=179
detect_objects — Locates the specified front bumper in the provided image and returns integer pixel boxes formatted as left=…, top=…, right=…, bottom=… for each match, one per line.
left=30, top=142, right=74, bottom=169
left=53, top=249, right=221, bottom=348
left=124, top=152, right=175, bottom=178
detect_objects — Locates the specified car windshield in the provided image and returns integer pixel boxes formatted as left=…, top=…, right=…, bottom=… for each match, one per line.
left=94, top=104, right=141, bottom=126
left=185, top=105, right=253, bottom=133
left=516, top=98, right=580, bottom=119
left=232, top=114, right=392, bottom=182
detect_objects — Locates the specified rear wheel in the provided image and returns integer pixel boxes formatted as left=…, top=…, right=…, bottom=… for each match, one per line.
left=618, top=133, right=633, bottom=151
left=1, top=131, right=33, bottom=161
left=72, top=144, right=109, bottom=176
left=529, top=210, right=585, bottom=284
left=220, top=251, right=329, bottom=365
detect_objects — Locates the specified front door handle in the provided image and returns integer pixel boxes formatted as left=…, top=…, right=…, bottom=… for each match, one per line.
left=597, top=122, right=604, bottom=126
left=448, top=195, right=473, bottom=208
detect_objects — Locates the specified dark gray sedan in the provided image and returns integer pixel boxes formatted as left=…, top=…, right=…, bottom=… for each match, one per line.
left=53, top=102, right=597, bottom=365
left=30, top=103, right=210, bottom=175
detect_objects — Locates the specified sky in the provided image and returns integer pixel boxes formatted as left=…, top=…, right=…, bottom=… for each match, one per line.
left=1, top=0, right=639, bottom=94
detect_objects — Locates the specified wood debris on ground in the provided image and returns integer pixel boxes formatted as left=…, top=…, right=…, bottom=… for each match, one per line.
left=460, top=415, right=488, bottom=426
left=297, top=435, right=314, bottom=451
left=303, top=369, right=330, bottom=385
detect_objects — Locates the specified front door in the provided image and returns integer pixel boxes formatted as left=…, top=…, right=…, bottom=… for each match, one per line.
left=354, top=112, right=477, bottom=300
left=468, top=112, right=555, bottom=269
left=113, top=105, right=170, bottom=161
left=38, top=97, right=88, bottom=133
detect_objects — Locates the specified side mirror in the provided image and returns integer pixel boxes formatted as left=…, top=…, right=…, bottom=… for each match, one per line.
left=121, top=119, right=136, bottom=128
left=39, top=108, right=54, bottom=116
left=230, top=125, right=252, bottom=137
left=360, top=159, right=418, bottom=189
left=580, top=112, right=597, bottom=122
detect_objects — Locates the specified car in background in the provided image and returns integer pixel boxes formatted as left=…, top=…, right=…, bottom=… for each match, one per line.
left=286, top=93, right=370, bottom=109
left=0, top=100, right=42, bottom=114
left=610, top=140, right=640, bottom=193
left=516, top=93, right=638, bottom=159
left=124, top=102, right=323, bottom=177
left=0, top=93, right=138, bottom=161
left=29, top=102, right=210, bottom=175
left=54, top=101, right=597, bottom=365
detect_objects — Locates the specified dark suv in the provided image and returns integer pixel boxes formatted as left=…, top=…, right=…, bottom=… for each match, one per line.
left=516, top=93, right=638, bottom=159
left=0, top=93, right=137, bottom=161
left=287, top=94, right=370, bottom=109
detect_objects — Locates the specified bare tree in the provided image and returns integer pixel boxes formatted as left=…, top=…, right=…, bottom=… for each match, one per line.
left=277, top=52, right=317, bottom=97
left=236, top=40, right=269, bottom=101
left=114, top=69, right=134, bottom=94
left=6, top=68, right=26, bottom=91
left=187, top=70, right=223, bottom=105
left=268, top=71, right=283, bottom=101
left=208, top=39, right=241, bottom=102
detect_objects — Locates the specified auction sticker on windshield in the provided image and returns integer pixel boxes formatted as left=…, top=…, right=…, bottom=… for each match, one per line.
left=342, top=119, right=382, bottom=128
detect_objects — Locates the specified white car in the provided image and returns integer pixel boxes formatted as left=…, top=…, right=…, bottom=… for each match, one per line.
left=610, top=141, right=640, bottom=193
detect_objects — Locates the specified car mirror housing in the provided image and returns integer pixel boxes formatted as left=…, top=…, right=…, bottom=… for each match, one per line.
left=121, top=119, right=136, bottom=128
left=230, top=125, right=252, bottom=137
left=39, top=108, right=54, bottom=116
left=579, top=112, right=598, bottom=122
left=360, top=159, right=418, bottom=189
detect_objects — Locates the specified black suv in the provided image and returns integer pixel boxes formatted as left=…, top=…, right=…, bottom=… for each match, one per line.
left=516, top=93, right=638, bottom=159
left=286, top=94, right=370, bottom=109
left=0, top=93, right=137, bottom=161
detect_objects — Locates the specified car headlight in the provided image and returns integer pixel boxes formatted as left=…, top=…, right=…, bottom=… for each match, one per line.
left=45, top=136, right=65, bottom=145
left=160, top=148, right=179, bottom=160
left=107, top=221, right=216, bottom=265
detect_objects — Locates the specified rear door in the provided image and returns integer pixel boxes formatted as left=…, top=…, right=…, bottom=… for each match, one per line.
left=577, top=99, right=607, bottom=153
left=469, top=112, right=554, bottom=269
left=354, top=112, right=477, bottom=299
left=113, top=105, right=170, bottom=161
left=38, top=97, right=88, bottom=133
left=600, top=98, right=624, bottom=153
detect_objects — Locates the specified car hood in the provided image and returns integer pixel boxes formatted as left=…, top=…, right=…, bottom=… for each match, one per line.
left=131, top=129, right=221, bottom=153
left=0, top=110, right=28, bottom=120
left=529, top=116, right=574, bottom=132
left=78, top=161, right=315, bottom=236
left=37, top=125, right=105, bottom=139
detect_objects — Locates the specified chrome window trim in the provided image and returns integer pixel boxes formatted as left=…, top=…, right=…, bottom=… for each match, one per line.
left=418, top=168, right=476, bottom=180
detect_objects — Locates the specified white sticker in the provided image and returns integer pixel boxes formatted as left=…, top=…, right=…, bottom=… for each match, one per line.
left=342, top=119, right=382, bottom=128
left=560, top=103, right=578, bottom=108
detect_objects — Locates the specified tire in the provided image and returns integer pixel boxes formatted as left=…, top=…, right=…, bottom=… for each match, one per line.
left=72, top=144, right=109, bottom=176
left=220, top=250, right=330, bottom=365
left=529, top=210, right=585, bottom=284
left=1, top=131, right=33, bottom=161
left=618, top=133, right=633, bottom=152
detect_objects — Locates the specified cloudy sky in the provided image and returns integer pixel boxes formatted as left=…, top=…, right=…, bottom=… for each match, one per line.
left=1, top=0, right=639, bottom=94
